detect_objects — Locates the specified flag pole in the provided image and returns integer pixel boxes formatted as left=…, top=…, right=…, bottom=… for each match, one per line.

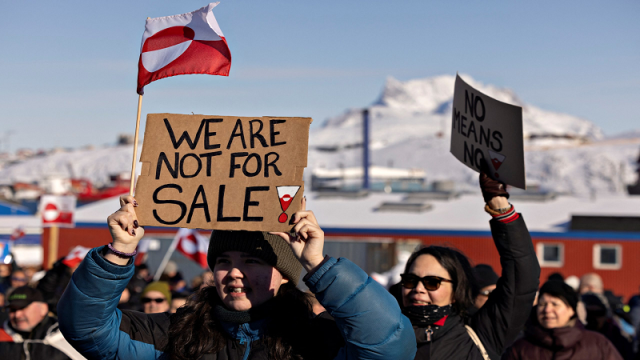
left=129, top=94, right=143, bottom=195
left=154, top=233, right=180, bottom=281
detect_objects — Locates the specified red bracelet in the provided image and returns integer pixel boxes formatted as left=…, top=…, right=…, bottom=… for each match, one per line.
left=107, top=243, right=137, bottom=258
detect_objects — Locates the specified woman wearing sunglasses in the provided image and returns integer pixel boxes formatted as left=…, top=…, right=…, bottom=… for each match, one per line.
left=397, top=170, right=540, bottom=360
left=57, top=196, right=416, bottom=360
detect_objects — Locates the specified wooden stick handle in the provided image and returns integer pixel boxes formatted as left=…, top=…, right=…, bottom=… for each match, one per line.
left=129, top=94, right=143, bottom=195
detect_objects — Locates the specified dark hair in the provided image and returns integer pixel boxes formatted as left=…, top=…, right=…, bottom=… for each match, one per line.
left=166, top=283, right=314, bottom=360
left=403, top=245, right=477, bottom=319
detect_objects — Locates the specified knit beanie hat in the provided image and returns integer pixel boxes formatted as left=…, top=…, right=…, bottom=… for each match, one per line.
left=473, top=264, right=499, bottom=289
left=539, top=280, right=578, bottom=314
left=207, top=231, right=302, bottom=286
left=142, top=281, right=172, bottom=303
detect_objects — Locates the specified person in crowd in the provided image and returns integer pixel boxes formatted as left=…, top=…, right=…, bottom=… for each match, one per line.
left=396, top=167, right=540, bottom=360
left=170, top=292, right=188, bottom=314
left=58, top=195, right=416, bottom=360
left=0, top=261, right=13, bottom=294
left=22, top=265, right=42, bottom=286
left=169, top=272, right=190, bottom=297
left=582, top=293, right=633, bottom=359
left=628, top=286, right=640, bottom=334
left=125, top=263, right=150, bottom=311
left=37, top=246, right=90, bottom=315
left=0, top=286, right=85, bottom=360
left=117, top=287, right=134, bottom=310
left=580, top=273, right=635, bottom=343
left=160, top=260, right=179, bottom=282
left=503, top=280, right=623, bottom=359
left=580, top=273, right=604, bottom=295
left=548, top=272, right=564, bottom=282
left=6, top=269, right=28, bottom=295
left=141, top=281, right=171, bottom=314
left=471, top=264, right=499, bottom=314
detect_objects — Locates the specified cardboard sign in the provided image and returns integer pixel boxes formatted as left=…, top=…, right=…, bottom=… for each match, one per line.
left=450, top=75, right=526, bottom=189
left=135, top=114, right=311, bottom=231
left=40, top=195, right=76, bottom=228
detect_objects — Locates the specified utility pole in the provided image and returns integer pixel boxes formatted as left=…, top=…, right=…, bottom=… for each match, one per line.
left=362, top=109, right=370, bottom=190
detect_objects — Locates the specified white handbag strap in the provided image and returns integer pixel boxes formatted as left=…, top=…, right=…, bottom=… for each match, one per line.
left=465, top=325, right=491, bottom=360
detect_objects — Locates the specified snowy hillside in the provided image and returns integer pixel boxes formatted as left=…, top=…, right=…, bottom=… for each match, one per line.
left=311, top=74, right=603, bottom=149
left=1, top=74, right=638, bottom=196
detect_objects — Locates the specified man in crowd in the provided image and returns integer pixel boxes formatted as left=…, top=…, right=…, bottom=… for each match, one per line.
left=471, top=264, right=499, bottom=313
left=141, top=281, right=171, bottom=314
left=580, top=273, right=634, bottom=359
left=0, top=286, right=85, bottom=359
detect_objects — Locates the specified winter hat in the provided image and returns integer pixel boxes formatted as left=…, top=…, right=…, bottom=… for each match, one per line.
left=473, top=264, right=499, bottom=289
left=142, top=281, right=172, bottom=303
left=207, top=231, right=301, bottom=286
left=539, top=280, right=578, bottom=314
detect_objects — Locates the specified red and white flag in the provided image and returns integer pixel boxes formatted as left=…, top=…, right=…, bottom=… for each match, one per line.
left=174, top=228, right=209, bottom=269
left=137, top=2, right=231, bottom=95
left=9, top=226, right=25, bottom=241
left=62, top=246, right=90, bottom=268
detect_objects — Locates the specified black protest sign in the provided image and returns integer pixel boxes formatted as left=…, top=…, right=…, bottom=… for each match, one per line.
left=135, top=114, right=311, bottom=231
left=450, top=75, right=526, bottom=189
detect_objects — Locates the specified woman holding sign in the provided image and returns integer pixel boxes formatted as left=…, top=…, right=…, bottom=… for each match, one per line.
left=57, top=197, right=416, bottom=360
left=396, top=168, right=540, bottom=360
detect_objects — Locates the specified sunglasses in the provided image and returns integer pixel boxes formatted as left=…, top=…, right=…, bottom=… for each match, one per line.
left=11, top=277, right=27, bottom=282
left=141, top=297, right=166, bottom=304
left=400, top=273, right=453, bottom=291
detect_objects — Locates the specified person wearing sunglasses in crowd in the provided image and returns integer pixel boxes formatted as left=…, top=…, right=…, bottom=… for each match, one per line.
left=140, top=281, right=171, bottom=314
left=57, top=196, right=416, bottom=360
left=396, top=167, right=540, bottom=360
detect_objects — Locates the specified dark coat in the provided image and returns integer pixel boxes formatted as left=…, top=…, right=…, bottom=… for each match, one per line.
left=37, top=259, right=73, bottom=315
left=0, top=316, right=73, bottom=360
left=117, top=308, right=344, bottom=360
left=410, top=216, right=540, bottom=359
left=503, top=319, right=623, bottom=360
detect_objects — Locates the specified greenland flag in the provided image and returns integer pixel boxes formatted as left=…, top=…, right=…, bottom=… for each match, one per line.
left=174, top=228, right=210, bottom=269
left=137, top=2, right=231, bottom=95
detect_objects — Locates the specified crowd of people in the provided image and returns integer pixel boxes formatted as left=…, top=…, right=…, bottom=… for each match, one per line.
left=1, top=170, right=640, bottom=359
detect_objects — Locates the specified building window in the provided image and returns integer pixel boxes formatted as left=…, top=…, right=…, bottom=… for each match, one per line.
left=593, top=244, right=622, bottom=270
left=536, top=243, right=564, bottom=267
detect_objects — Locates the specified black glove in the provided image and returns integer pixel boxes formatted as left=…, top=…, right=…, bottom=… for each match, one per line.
left=479, top=159, right=509, bottom=203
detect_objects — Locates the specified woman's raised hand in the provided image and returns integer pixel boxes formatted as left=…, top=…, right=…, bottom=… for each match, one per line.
left=272, top=197, right=325, bottom=272
left=107, top=195, right=145, bottom=254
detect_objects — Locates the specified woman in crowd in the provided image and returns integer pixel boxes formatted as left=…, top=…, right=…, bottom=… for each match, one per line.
left=398, top=169, right=541, bottom=359
left=57, top=197, right=416, bottom=360
left=503, top=280, right=623, bottom=360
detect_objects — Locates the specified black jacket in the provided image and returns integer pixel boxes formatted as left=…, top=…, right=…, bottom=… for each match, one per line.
left=117, top=309, right=344, bottom=360
left=0, top=316, right=74, bottom=360
left=411, top=216, right=540, bottom=359
left=37, top=259, right=73, bottom=315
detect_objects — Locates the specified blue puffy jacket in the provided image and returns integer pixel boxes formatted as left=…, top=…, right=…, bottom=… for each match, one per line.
left=58, top=247, right=416, bottom=360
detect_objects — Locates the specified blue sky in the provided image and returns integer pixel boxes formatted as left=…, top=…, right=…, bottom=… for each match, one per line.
left=0, top=1, right=638, bottom=151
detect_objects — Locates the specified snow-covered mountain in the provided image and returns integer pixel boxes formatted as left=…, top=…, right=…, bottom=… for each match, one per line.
left=1, top=74, right=638, bottom=196
left=311, top=74, right=603, bottom=149
left=309, top=74, right=638, bottom=195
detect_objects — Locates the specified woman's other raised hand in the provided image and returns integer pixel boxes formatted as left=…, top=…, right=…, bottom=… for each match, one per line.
left=271, top=197, right=325, bottom=273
